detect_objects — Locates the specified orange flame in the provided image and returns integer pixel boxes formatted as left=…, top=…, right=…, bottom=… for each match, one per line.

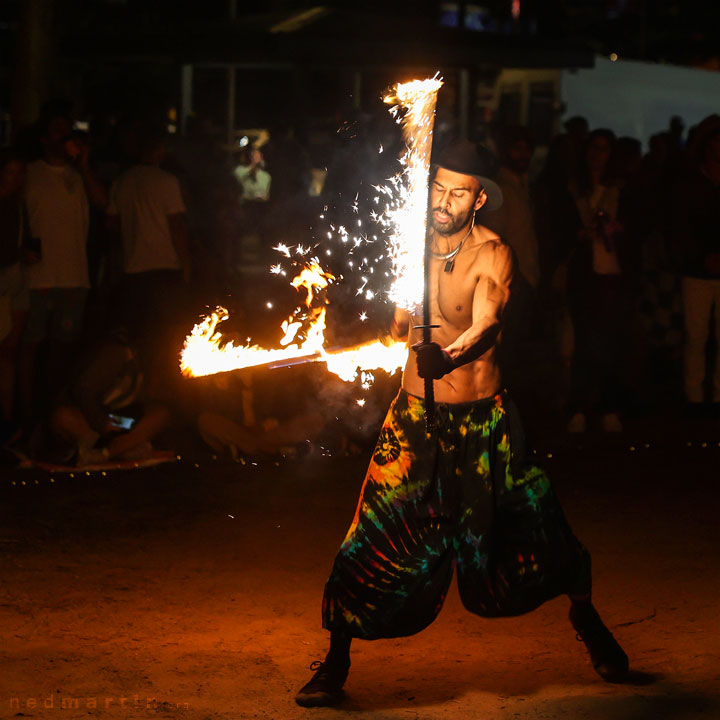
left=180, top=75, right=442, bottom=385
left=180, top=261, right=408, bottom=381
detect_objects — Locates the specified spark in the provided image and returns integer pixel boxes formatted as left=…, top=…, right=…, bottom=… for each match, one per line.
left=274, top=243, right=291, bottom=257
left=181, top=76, right=441, bottom=388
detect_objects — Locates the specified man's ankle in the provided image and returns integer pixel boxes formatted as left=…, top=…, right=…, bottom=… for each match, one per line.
left=325, top=649, right=350, bottom=667
left=326, top=633, right=351, bottom=667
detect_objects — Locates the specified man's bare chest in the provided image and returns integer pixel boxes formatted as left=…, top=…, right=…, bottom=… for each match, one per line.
left=428, top=257, right=477, bottom=331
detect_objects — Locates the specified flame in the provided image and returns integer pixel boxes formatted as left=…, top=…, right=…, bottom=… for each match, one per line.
left=324, top=339, right=408, bottom=382
left=180, top=76, right=442, bottom=384
left=291, top=262, right=334, bottom=306
left=180, top=260, right=332, bottom=378
left=179, top=305, right=327, bottom=378
left=180, top=304, right=408, bottom=381
left=180, top=260, right=408, bottom=380
left=381, top=76, right=443, bottom=310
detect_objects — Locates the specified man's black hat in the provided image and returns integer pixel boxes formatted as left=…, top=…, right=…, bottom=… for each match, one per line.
left=433, top=139, right=503, bottom=211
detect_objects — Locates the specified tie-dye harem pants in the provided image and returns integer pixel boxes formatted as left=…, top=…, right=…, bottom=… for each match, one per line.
left=322, top=389, right=590, bottom=640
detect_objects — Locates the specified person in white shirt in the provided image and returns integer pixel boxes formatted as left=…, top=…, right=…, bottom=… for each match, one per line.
left=19, top=101, right=107, bottom=427
left=107, top=125, right=189, bottom=394
left=108, top=126, right=189, bottom=281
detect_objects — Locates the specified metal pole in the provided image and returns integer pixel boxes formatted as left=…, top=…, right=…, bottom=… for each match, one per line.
left=227, top=65, right=236, bottom=148
left=422, top=229, right=436, bottom=433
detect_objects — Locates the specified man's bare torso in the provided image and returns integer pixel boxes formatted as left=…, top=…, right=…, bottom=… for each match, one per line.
left=400, top=224, right=513, bottom=403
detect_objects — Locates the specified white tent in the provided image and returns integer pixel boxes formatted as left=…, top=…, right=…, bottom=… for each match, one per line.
left=562, top=56, right=720, bottom=147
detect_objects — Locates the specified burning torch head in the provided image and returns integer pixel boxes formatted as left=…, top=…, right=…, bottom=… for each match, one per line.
left=432, top=139, right=503, bottom=212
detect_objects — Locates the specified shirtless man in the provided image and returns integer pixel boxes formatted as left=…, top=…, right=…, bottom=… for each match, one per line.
left=296, top=140, right=628, bottom=708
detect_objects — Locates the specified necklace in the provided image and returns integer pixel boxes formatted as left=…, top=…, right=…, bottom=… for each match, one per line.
left=430, top=216, right=475, bottom=273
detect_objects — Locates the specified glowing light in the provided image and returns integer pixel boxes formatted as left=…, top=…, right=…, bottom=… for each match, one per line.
left=181, top=76, right=442, bottom=386
left=379, top=77, right=443, bottom=310
left=180, top=261, right=407, bottom=381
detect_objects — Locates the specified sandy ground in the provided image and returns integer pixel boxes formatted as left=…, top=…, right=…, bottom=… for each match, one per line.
left=1, top=413, right=719, bottom=720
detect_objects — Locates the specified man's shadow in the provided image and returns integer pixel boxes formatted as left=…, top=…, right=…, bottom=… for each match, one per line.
left=341, top=662, right=716, bottom=719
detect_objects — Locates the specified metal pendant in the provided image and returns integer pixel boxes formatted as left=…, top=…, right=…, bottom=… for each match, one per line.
left=444, top=259, right=455, bottom=273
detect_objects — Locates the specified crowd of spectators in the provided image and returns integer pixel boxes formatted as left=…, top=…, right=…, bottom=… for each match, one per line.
left=483, top=114, right=720, bottom=432
left=0, top=98, right=717, bottom=469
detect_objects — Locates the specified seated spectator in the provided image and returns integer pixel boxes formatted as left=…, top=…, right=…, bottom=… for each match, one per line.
left=197, top=369, right=324, bottom=458
left=28, top=328, right=170, bottom=466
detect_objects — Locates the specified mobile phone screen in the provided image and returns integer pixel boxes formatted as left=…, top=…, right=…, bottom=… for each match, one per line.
left=108, top=413, right=135, bottom=430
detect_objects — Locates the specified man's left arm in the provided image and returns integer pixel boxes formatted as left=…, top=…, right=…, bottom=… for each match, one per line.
left=444, top=242, right=513, bottom=367
left=415, top=242, right=513, bottom=379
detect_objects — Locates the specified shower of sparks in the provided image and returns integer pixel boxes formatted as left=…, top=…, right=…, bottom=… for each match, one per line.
left=381, top=76, right=443, bottom=310
left=180, top=76, right=442, bottom=386
left=314, top=75, right=442, bottom=317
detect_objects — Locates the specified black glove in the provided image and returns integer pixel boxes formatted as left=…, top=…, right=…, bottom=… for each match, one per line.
left=412, top=341, right=455, bottom=380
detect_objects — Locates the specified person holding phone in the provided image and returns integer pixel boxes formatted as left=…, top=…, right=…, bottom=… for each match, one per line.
left=27, top=327, right=170, bottom=467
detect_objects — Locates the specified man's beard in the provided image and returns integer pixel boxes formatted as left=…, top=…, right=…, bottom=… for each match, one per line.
left=431, top=206, right=475, bottom=236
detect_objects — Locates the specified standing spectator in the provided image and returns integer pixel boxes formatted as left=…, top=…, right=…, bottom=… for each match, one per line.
left=233, top=145, right=271, bottom=268
left=19, top=101, right=107, bottom=427
left=485, top=126, right=540, bottom=289
left=482, top=126, right=540, bottom=389
left=565, top=129, right=636, bottom=433
left=234, top=146, right=271, bottom=202
left=0, top=151, right=30, bottom=439
left=106, top=124, right=189, bottom=390
left=670, top=115, right=720, bottom=413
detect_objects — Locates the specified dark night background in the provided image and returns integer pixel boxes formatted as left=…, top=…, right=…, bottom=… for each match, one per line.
left=0, top=2, right=719, bottom=719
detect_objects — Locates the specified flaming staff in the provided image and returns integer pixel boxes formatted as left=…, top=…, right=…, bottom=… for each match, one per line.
left=384, top=78, right=443, bottom=430
left=179, top=77, right=444, bottom=389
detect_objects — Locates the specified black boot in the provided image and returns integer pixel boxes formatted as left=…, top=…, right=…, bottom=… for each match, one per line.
left=570, top=602, right=629, bottom=682
left=295, top=658, right=350, bottom=707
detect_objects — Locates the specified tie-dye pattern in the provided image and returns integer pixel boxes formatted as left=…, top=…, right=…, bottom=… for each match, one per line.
left=322, top=390, right=590, bottom=640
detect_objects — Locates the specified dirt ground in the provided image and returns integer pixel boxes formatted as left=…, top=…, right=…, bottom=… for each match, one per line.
left=1, top=411, right=719, bottom=720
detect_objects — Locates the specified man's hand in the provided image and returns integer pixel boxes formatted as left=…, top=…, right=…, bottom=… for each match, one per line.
left=412, top=341, right=455, bottom=380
